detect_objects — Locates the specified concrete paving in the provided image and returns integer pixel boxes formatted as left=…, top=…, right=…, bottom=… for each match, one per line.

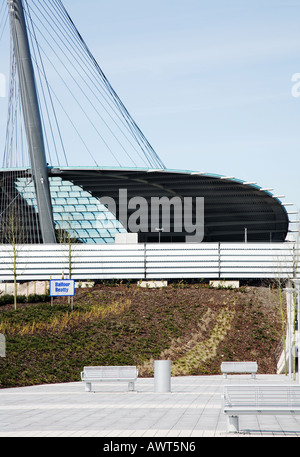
left=0, top=374, right=300, bottom=437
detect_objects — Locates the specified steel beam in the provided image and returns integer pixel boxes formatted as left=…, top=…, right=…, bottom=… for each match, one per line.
left=8, top=0, right=56, bottom=243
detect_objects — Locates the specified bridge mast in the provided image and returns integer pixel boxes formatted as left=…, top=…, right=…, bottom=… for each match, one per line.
left=8, top=0, right=56, bottom=243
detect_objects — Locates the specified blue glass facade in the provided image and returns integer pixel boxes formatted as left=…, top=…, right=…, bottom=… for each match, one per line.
left=16, top=177, right=127, bottom=243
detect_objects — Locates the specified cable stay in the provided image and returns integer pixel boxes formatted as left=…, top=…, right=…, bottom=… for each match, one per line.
left=2, top=0, right=166, bottom=170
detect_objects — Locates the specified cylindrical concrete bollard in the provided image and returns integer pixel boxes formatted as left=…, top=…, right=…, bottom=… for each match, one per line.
left=154, top=360, right=171, bottom=392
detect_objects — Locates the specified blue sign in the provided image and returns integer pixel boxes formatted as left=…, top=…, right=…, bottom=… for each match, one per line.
left=50, top=279, right=75, bottom=297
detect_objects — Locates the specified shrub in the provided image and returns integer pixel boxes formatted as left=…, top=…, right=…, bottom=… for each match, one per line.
left=0, top=293, right=50, bottom=307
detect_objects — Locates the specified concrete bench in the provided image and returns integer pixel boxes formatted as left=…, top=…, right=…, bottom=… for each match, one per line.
left=221, top=361, right=258, bottom=378
left=81, top=366, right=138, bottom=392
left=223, top=384, right=300, bottom=433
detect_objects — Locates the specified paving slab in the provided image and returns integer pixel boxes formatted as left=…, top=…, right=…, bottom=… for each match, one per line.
left=0, top=374, right=300, bottom=438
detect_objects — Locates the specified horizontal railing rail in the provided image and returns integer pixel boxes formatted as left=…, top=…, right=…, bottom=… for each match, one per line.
left=0, top=242, right=298, bottom=281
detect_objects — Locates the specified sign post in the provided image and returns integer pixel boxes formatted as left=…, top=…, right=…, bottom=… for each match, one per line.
left=49, top=279, right=75, bottom=310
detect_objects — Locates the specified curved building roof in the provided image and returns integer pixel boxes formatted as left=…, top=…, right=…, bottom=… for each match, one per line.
left=0, top=166, right=290, bottom=243
left=47, top=166, right=289, bottom=243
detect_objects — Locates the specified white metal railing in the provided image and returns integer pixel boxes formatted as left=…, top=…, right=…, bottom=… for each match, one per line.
left=0, top=242, right=298, bottom=281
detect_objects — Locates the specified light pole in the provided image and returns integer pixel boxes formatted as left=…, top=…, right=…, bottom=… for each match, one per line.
left=284, top=287, right=294, bottom=378
left=155, top=227, right=164, bottom=243
left=292, top=279, right=300, bottom=384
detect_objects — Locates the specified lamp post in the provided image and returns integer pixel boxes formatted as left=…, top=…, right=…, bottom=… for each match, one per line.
left=284, top=287, right=294, bottom=378
left=292, top=279, right=300, bottom=384
left=155, top=227, right=164, bottom=243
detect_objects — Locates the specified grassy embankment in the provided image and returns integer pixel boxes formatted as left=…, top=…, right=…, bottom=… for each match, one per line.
left=0, top=281, right=283, bottom=388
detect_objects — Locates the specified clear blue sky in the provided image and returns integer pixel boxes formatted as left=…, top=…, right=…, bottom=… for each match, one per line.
left=0, top=1, right=300, bottom=219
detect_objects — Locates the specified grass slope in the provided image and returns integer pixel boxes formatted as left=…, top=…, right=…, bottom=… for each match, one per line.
left=0, top=283, right=283, bottom=388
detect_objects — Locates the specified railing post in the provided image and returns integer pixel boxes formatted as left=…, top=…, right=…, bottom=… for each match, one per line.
left=144, top=243, right=147, bottom=279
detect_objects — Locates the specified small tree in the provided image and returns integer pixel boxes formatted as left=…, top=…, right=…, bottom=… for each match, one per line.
left=57, top=220, right=79, bottom=310
left=57, top=220, right=79, bottom=280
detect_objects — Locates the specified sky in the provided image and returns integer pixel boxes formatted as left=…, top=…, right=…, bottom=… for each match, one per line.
left=0, top=1, right=300, bottom=222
